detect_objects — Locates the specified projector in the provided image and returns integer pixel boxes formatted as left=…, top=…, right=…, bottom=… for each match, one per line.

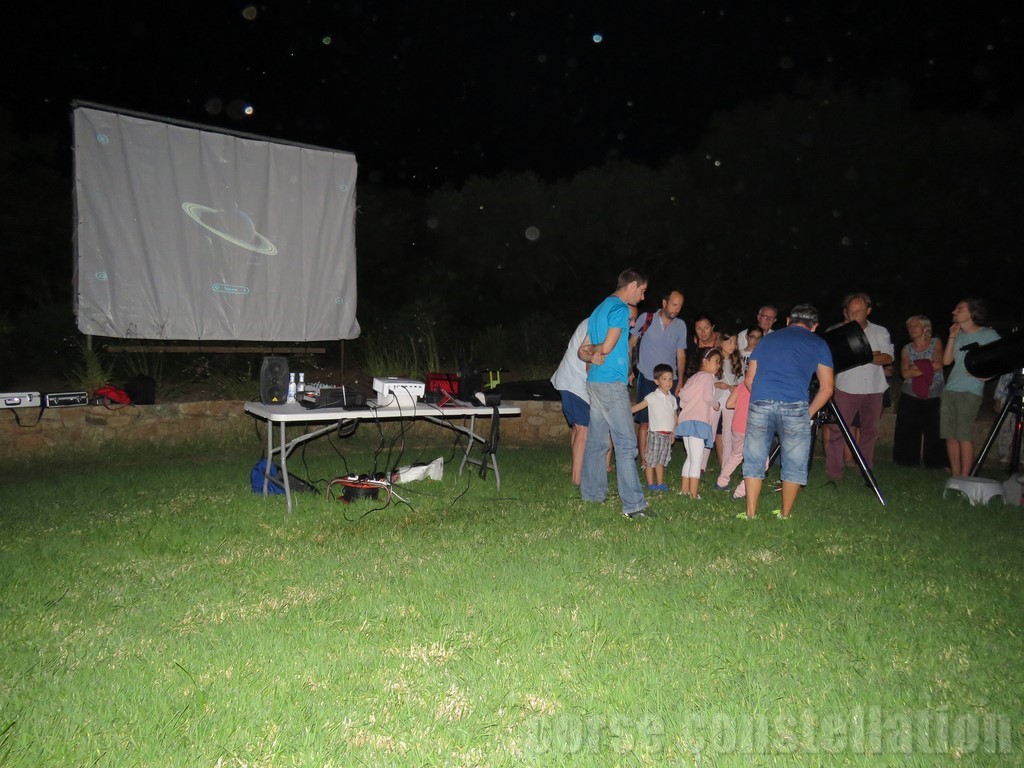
left=372, top=377, right=425, bottom=409
left=1, top=392, right=41, bottom=409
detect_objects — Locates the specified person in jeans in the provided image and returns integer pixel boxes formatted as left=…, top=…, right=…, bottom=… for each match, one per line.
left=577, top=269, right=649, bottom=519
left=741, top=304, right=834, bottom=520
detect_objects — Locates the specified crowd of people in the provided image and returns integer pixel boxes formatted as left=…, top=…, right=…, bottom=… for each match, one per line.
left=551, top=268, right=1008, bottom=520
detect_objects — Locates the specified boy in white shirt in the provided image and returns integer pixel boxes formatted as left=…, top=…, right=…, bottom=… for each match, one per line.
left=631, top=363, right=678, bottom=491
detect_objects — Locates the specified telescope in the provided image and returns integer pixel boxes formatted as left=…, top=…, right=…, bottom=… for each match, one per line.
left=962, top=327, right=1024, bottom=477
left=822, top=321, right=874, bottom=373
left=964, top=328, right=1024, bottom=380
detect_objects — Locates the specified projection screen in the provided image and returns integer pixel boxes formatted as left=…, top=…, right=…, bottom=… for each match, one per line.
left=73, top=103, right=360, bottom=341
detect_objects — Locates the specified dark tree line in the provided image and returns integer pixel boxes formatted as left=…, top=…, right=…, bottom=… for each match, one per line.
left=2, top=84, right=1022, bottom=378
left=359, top=85, right=1023, bottom=339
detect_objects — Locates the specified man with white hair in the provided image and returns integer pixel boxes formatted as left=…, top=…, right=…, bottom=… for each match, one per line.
left=824, top=292, right=893, bottom=481
left=737, top=304, right=778, bottom=350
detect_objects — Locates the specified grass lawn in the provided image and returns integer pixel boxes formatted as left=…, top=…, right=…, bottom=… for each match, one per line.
left=1, top=437, right=1022, bottom=766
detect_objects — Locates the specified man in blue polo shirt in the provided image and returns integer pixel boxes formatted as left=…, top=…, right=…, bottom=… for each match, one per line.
left=578, top=268, right=649, bottom=519
left=741, top=304, right=835, bottom=520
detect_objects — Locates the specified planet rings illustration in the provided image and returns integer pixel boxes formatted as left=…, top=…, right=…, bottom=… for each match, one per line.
left=182, top=202, right=278, bottom=255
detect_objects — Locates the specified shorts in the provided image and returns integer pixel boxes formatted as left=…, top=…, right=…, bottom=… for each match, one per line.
left=645, top=431, right=673, bottom=468
left=559, top=390, right=590, bottom=428
left=940, top=390, right=982, bottom=441
left=743, top=400, right=812, bottom=485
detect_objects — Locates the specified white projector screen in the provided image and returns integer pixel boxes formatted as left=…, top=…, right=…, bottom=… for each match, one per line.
left=73, top=103, right=360, bottom=341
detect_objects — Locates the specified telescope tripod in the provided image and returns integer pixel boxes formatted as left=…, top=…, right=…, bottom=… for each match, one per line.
left=970, top=368, right=1024, bottom=476
left=768, top=396, right=887, bottom=506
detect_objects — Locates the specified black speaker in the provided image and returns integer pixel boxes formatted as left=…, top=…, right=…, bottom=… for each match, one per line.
left=124, top=374, right=157, bottom=405
left=260, top=357, right=289, bottom=404
left=459, top=360, right=484, bottom=400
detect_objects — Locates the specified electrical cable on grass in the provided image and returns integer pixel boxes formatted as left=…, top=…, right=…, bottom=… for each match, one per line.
left=326, top=475, right=412, bottom=520
left=325, top=433, right=354, bottom=477
left=445, top=461, right=475, bottom=512
left=256, top=397, right=503, bottom=516
left=336, top=418, right=358, bottom=439
left=298, top=440, right=332, bottom=492
left=282, top=424, right=321, bottom=501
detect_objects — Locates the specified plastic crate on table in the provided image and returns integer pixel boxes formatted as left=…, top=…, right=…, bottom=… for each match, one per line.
left=426, top=372, right=460, bottom=396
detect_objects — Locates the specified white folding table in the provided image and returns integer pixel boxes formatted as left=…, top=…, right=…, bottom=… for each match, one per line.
left=244, top=400, right=521, bottom=512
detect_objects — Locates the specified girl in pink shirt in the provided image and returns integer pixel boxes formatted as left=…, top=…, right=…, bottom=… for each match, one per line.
left=715, top=381, right=751, bottom=499
left=676, top=348, right=722, bottom=498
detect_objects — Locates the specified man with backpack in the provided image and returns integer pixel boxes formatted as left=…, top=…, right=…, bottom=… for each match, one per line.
left=630, top=289, right=687, bottom=467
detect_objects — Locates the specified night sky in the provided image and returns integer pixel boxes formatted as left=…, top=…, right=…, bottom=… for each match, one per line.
left=11, top=4, right=1023, bottom=193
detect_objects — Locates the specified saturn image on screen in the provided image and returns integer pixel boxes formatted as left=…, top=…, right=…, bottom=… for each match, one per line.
left=182, top=202, right=278, bottom=255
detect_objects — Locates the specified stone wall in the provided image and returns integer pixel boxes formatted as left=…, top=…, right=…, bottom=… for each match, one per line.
left=0, top=398, right=993, bottom=461
left=0, top=400, right=569, bottom=460
left=0, top=401, right=252, bottom=459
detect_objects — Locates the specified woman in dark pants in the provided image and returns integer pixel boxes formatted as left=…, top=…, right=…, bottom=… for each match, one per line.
left=893, top=315, right=947, bottom=468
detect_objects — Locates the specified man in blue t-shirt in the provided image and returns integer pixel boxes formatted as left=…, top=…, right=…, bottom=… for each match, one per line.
left=577, top=268, right=649, bottom=518
left=741, top=304, right=835, bottom=520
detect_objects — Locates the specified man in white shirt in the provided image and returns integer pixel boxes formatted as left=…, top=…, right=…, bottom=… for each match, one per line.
left=551, top=306, right=638, bottom=486
left=825, top=293, right=894, bottom=480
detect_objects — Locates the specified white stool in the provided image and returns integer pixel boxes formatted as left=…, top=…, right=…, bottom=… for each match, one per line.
left=1002, top=475, right=1024, bottom=507
left=943, top=476, right=1005, bottom=506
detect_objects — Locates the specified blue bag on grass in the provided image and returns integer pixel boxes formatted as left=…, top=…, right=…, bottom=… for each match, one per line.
left=251, top=458, right=286, bottom=495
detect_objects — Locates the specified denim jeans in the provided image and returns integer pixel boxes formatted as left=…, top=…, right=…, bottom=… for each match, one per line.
left=581, top=381, right=646, bottom=514
left=743, top=400, right=812, bottom=485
